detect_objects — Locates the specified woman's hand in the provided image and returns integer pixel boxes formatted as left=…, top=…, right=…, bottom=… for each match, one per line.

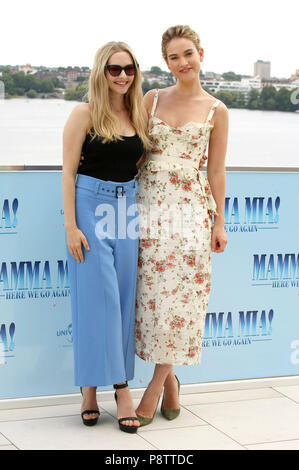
left=136, top=153, right=146, bottom=169
left=199, top=154, right=208, bottom=170
left=211, top=221, right=227, bottom=253
left=66, top=227, right=90, bottom=263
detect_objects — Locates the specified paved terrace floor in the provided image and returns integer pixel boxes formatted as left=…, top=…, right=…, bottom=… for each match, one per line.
left=0, top=382, right=299, bottom=450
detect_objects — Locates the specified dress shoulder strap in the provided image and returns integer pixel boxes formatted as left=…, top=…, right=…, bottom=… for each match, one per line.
left=206, top=99, right=220, bottom=124
left=150, top=89, right=160, bottom=118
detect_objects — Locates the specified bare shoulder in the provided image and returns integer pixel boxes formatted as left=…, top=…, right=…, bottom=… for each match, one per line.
left=157, top=85, right=177, bottom=100
left=143, top=88, right=159, bottom=114
left=210, top=99, right=229, bottom=135
left=214, top=99, right=229, bottom=122
left=71, top=102, right=91, bottom=122
left=157, top=85, right=175, bottom=95
left=202, top=91, right=228, bottom=123
left=63, top=103, right=92, bottom=144
left=143, top=86, right=176, bottom=111
left=143, top=88, right=158, bottom=100
left=66, top=103, right=91, bottom=132
left=215, top=98, right=228, bottom=112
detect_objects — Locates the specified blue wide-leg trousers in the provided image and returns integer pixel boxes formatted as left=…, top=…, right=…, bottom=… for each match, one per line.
left=66, top=174, right=139, bottom=386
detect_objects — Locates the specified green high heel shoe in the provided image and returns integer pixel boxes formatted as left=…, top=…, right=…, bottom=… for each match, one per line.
left=161, top=375, right=180, bottom=420
left=136, top=393, right=161, bottom=427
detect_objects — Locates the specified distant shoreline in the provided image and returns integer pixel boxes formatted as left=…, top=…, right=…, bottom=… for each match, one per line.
left=3, top=95, right=299, bottom=114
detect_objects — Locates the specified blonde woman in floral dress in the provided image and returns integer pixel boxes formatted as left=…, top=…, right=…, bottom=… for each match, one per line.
left=135, top=25, right=228, bottom=426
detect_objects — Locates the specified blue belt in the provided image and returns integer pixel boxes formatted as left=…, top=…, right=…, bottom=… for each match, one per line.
left=75, top=174, right=139, bottom=198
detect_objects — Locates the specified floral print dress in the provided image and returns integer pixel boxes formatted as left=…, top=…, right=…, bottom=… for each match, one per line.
left=135, top=89, right=220, bottom=365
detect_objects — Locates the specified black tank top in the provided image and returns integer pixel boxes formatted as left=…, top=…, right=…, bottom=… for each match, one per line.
left=77, top=130, right=144, bottom=182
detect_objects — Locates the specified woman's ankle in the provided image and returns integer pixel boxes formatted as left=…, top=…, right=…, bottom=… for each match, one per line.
left=81, top=386, right=97, bottom=395
left=147, top=380, right=164, bottom=397
left=164, top=373, right=177, bottom=387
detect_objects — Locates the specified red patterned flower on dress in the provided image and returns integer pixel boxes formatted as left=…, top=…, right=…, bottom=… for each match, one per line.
left=181, top=179, right=192, bottom=191
left=169, top=172, right=181, bottom=185
left=183, top=254, right=196, bottom=266
left=170, top=315, right=186, bottom=330
left=155, top=261, right=165, bottom=272
left=148, top=299, right=156, bottom=311
left=195, top=273, right=204, bottom=284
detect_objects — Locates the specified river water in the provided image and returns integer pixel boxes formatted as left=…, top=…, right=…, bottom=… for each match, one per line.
left=0, top=98, right=298, bottom=167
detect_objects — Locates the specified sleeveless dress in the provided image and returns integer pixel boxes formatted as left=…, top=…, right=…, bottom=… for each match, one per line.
left=135, top=89, right=220, bottom=365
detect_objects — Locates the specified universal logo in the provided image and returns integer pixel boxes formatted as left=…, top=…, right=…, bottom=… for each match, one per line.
left=57, top=323, right=73, bottom=345
left=0, top=198, right=19, bottom=233
left=225, top=196, right=280, bottom=233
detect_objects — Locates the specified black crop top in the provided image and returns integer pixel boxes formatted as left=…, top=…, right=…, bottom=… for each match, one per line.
left=77, top=130, right=144, bottom=182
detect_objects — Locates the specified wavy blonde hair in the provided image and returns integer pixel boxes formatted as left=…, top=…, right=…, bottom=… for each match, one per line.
left=86, top=41, right=150, bottom=149
left=161, top=25, right=201, bottom=60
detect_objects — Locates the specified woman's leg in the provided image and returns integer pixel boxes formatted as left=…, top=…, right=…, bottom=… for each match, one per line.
left=114, top=381, right=140, bottom=428
left=162, top=370, right=180, bottom=410
left=135, top=364, right=175, bottom=417
left=80, top=386, right=99, bottom=420
left=112, top=189, right=140, bottom=428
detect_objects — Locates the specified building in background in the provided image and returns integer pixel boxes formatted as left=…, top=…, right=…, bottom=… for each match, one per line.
left=2, top=61, right=298, bottom=104
left=254, top=60, right=271, bottom=79
left=18, top=64, right=37, bottom=76
left=290, top=69, right=299, bottom=81
left=201, top=76, right=261, bottom=102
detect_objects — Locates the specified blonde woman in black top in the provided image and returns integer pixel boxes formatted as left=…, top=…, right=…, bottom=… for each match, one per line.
left=62, top=41, right=150, bottom=433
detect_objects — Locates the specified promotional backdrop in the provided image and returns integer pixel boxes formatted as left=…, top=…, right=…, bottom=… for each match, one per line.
left=0, top=170, right=299, bottom=398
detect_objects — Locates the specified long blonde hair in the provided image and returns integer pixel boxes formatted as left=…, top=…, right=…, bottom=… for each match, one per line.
left=161, top=25, right=201, bottom=60
left=86, top=41, right=150, bottom=149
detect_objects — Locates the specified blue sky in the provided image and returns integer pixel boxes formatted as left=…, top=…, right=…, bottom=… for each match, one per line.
left=2, top=0, right=298, bottom=78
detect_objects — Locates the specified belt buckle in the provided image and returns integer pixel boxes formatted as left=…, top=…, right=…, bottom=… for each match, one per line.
left=115, top=185, right=125, bottom=198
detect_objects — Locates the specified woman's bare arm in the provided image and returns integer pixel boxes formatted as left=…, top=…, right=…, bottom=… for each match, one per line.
left=206, top=101, right=228, bottom=253
left=62, top=104, right=91, bottom=262
left=143, top=88, right=157, bottom=117
left=206, top=102, right=229, bottom=227
left=62, top=104, right=90, bottom=230
left=134, top=89, right=156, bottom=171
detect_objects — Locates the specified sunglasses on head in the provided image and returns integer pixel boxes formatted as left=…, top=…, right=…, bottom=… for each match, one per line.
left=105, top=63, right=138, bottom=77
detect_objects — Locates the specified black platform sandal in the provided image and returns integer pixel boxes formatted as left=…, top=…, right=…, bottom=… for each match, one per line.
left=113, top=381, right=140, bottom=434
left=80, top=387, right=100, bottom=426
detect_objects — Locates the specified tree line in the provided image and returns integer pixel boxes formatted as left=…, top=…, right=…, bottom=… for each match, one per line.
left=1, top=67, right=297, bottom=112
left=214, top=87, right=297, bottom=112
left=0, top=68, right=65, bottom=98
